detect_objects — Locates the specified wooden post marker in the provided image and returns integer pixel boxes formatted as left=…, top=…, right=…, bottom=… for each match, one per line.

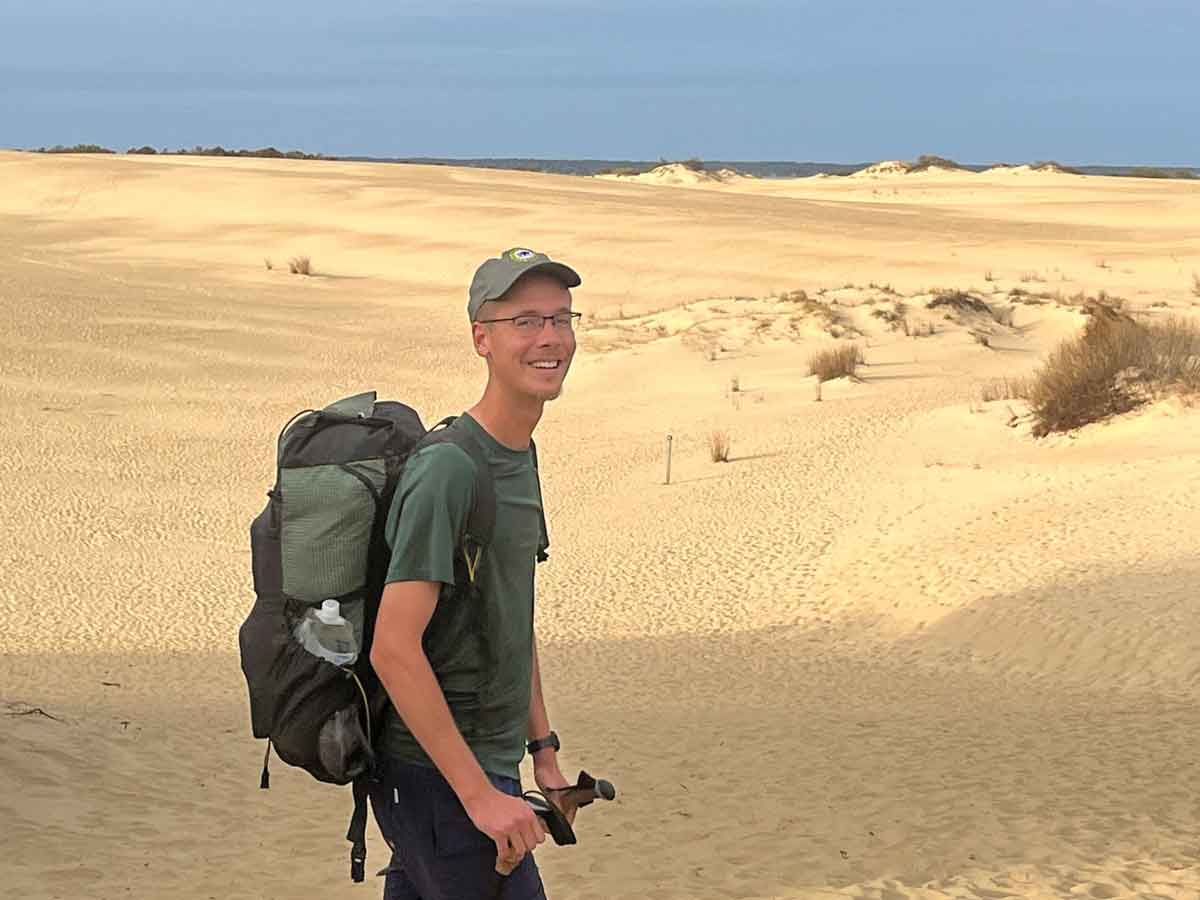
left=665, top=434, right=673, bottom=485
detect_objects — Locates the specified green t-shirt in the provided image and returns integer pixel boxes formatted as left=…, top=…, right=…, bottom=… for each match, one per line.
left=379, top=413, right=548, bottom=780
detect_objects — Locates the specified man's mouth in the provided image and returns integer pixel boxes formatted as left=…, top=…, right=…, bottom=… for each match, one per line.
left=529, top=360, right=561, bottom=370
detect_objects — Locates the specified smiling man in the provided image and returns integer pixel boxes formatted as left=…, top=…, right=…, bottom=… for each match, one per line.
left=368, top=248, right=581, bottom=899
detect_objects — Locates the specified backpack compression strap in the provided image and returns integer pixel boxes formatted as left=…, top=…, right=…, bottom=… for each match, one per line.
left=529, top=439, right=550, bottom=564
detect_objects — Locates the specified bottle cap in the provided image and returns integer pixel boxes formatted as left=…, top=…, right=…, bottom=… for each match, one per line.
left=317, top=599, right=343, bottom=625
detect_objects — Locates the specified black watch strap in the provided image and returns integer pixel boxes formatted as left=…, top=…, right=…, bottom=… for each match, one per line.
left=526, top=731, right=560, bottom=754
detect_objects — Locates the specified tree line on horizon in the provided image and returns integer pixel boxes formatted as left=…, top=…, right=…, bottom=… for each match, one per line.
left=18, top=145, right=1198, bottom=180
left=28, top=144, right=327, bottom=160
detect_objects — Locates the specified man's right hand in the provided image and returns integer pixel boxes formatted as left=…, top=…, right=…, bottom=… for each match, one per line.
left=463, top=785, right=547, bottom=873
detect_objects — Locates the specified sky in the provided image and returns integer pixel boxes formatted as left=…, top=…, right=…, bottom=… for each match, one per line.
left=2, top=0, right=1197, bottom=165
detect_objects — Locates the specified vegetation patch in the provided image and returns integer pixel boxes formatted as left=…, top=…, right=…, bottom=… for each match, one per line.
left=808, top=343, right=864, bottom=382
left=1026, top=308, right=1200, bottom=435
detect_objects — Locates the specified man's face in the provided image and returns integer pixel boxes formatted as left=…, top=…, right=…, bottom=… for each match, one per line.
left=473, top=274, right=577, bottom=402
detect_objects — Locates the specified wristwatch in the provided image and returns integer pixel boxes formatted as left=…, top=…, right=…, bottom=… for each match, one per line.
left=526, top=731, right=560, bottom=754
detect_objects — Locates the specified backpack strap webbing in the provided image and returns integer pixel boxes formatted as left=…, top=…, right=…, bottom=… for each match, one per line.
left=347, top=775, right=370, bottom=882
left=417, top=417, right=497, bottom=580
left=529, top=439, right=550, bottom=564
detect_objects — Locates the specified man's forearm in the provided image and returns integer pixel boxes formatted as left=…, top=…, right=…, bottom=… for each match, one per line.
left=527, top=634, right=559, bottom=767
left=374, top=643, right=491, bottom=804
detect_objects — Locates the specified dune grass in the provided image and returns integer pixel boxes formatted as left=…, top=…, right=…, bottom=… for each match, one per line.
left=808, top=343, right=863, bottom=382
left=708, top=429, right=731, bottom=462
left=1026, top=311, right=1200, bottom=435
left=288, top=256, right=313, bottom=276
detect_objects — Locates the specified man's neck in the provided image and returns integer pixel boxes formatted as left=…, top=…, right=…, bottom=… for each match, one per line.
left=466, top=387, right=544, bottom=451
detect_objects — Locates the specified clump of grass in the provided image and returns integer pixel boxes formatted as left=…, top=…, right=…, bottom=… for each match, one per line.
left=903, top=316, right=935, bottom=337
left=1019, top=271, right=1044, bottom=283
left=288, top=256, right=313, bottom=276
left=971, top=331, right=992, bottom=348
left=1026, top=312, right=1200, bottom=436
left=1191, top=272, right=1200, bottom=298
left=870, top=301, right=908, bottom=330
left=908, top=154, right=966, bottom=172
left=980, top=377, right=1031, bottom=403
left=659, top=156, right=706, bottom=172
left=928, top=290, right=992, bottom=316
left=984, top=270, right=995, bottom=282
left=808, top=343, right=863, bottom=382
left=729, top=375, right=740, bottom=393
left=708, top=429, right=731, bottom=462
left=929, top=290, right=1016, bottom=326
left=264, top=258, right=273, bottom=271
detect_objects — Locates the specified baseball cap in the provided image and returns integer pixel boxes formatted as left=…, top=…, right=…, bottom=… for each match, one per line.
left=468, top=248, right=582, bottom=321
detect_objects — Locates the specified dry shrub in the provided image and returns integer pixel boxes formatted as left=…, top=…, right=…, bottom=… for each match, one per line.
left=708, top=429, right=731, bottom=462
left=289, top=256, right=313, bottom=275
left=929, top=290, right=993, bottom=317
left=1027, top=312, right=1200, bottom=435
left=1058, top=289, right=1122, bottom=310
left=1192, top=272, right=1200, bottom=298
left=808, top=343, right=863, bottom=382
left=264, top=258, right=273, bottom=271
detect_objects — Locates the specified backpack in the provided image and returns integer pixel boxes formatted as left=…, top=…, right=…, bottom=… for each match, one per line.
left=237, top=390, right=547, bottom=882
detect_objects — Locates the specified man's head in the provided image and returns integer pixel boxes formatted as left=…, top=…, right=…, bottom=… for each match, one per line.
left=468, top=248, right=582, bottom=403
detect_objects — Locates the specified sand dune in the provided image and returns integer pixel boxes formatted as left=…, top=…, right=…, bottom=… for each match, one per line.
left=2, top=150, right=1199, bottom=899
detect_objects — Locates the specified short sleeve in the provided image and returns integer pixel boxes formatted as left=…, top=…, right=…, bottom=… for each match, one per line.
left=384, top=443, right=476, bottom=586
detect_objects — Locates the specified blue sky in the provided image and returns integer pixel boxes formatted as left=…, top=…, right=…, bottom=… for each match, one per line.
left=3, top=0, right=1196, bottom=164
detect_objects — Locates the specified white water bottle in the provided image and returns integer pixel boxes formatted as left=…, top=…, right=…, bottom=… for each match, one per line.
left=295, top=599, right=357, bottom=666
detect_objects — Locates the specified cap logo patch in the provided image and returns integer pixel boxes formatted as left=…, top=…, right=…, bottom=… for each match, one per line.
left=506, top=248, right=536, bottom=261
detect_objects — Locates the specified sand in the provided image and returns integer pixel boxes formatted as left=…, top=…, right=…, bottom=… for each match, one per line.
left=2, top=149, right=1199, bottom=899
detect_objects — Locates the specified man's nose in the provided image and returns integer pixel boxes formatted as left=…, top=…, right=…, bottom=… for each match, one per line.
left=535, top=319, right=566, bottom=343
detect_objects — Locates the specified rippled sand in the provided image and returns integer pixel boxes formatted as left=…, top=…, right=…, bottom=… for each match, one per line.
left=2, top=151, right=1198, bottom=899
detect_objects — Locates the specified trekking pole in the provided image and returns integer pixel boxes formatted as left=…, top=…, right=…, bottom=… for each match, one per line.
left=664, top=434, right=673, bottom=485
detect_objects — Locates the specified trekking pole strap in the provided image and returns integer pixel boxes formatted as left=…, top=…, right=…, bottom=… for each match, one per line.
left=347, top=776, right=370, bottom=883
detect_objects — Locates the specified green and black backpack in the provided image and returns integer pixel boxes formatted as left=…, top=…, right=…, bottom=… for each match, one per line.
left=237, top=391, right=546, bottom=882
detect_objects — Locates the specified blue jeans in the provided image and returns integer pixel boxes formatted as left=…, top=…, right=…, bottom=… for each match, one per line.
left=369, top=761, right=548, bottom=900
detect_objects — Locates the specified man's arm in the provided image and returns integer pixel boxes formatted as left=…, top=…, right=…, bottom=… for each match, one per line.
left=371, top=580, right=545, bottom=858
left=528, top=632, right=572, bottom=799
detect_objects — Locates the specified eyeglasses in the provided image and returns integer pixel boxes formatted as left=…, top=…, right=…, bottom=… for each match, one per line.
left=476, top=312, right=582, bottom=333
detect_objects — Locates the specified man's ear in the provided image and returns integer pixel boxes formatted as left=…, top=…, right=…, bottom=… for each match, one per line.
left=471, top=322, right=491, bottom=359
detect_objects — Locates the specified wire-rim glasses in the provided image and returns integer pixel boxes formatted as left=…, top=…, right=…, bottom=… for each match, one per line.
left=476, top=311, right=582, bottom=333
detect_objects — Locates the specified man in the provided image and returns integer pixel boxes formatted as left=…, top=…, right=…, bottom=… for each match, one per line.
left=369, top=248, right=582, bottom=899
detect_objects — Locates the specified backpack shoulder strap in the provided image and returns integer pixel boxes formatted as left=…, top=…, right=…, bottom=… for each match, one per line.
left=529, top=438, right=550, bottom=564
left=416, top=417, right=497, bottom=559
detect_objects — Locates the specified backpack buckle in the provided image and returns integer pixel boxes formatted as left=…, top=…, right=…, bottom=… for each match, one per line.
left=462, top=540, right=483, bottom=584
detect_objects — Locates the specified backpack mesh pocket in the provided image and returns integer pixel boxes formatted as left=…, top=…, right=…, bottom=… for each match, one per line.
left=279, top=460, right=387, bottom=601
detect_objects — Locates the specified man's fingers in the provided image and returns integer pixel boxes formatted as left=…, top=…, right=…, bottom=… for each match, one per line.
left=506, top=830, right=530, bottom=858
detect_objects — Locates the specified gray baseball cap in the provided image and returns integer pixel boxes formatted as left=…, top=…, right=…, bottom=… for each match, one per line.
left=468, top=247, right=582, bottom=321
